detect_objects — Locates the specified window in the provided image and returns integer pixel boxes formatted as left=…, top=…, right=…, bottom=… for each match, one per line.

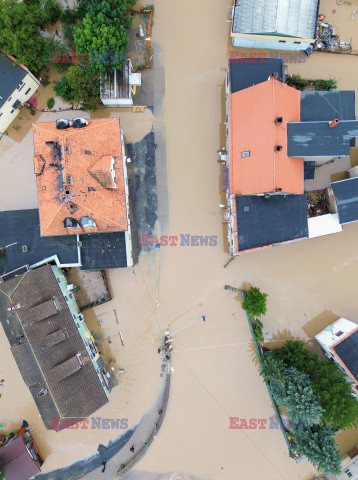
left=279, top=40, right=286, bottom=43
left=17, top=81, right=25, bottom=91
left=10, top=109, right=14, bottom=114
left=345, top=469, right=353, bottom=478
left=67, top=175, right=74, bottom=185
left=64, top=217, right=80, bottom=228
left=12, top=99, right=21, bottom=109
left=85, top=150, right=91, bottom=154
left=7, top=96, right=12, bottom=102
left=241, top=151, right=250, bottom=158
left=25, top=88, right=31, bottom=95
left=80, top=216, right=96, bottom=228
left=336, top=330, right=344, bottom=337
left=65, top=145, right=71, bottom=153
left=294, top=42, right=301, bottom=45
left=0, top=113, right=2, bottom=117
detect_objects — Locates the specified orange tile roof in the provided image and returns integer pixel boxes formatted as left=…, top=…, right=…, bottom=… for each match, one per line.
left=32, top=118, right=128, bottom=237
left=229, top=77, right=303, bottom=195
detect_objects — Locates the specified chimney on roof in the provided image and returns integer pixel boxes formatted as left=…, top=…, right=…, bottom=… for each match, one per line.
left=329, top=119, right=339, bottom=128
left=270, top=73, right=279, bottom=79
left=275, top=117, right=283, bottom=124
left=275, top=145, right=283, bottom=152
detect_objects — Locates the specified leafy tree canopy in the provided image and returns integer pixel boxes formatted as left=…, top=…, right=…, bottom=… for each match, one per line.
left=271, top=340, right=358, bottom=430
left=0, top=0, right=46, bottom=74
left=73, top=0, right=136, bottom=73
left=292, top=424, right=342, bottom=475
left=65, top=65, right=99, bottom=110
left=242, top=286, right=268, bottom=318
left=272, top=367, right=323, bottom=427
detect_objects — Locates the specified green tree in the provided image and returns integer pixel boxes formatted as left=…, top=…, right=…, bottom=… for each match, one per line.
left=260, top=353, right=285, bottom=384
left=242, top=286, right=268, bottom=317
left=36, top=0, right=62, bottom=24
left=273, top=367, right=323, bottom=427
left=271, top=340, right=358, bottom=430
left=53, top=77, right=75, bottom=101
left=292, top=424, right=342, bottom=475
left=65, top=65, right=99, bottom=110
left=0, top=0, right=47, bottom=74
left=73, top=0, right=136, bottom=73
left=43, top=38, right=72, bottom=73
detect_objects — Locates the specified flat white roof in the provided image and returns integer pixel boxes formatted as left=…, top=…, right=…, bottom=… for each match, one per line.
left=315, top=318, right=357, bottom=349
left=308, top=213, right=342, bottom=239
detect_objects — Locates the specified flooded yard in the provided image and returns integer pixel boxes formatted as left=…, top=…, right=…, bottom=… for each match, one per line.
left=0, top=0, right=358, bottom=479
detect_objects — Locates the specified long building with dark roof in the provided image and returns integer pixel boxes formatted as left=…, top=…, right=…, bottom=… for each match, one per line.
left=0, top=264, right=112, bottom=430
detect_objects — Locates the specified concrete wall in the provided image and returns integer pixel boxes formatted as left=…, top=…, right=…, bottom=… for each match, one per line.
left=0, top=71, right=40, bottom=133
left=232, top=36, right=311, bottom=51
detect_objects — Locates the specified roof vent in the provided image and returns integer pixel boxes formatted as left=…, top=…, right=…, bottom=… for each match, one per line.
left=243, top=206, right=250, bottom=212
left=275, top=145, right=283, bottom=152
left=72, top=118, right=88, bottom=129
left=276, top=117, right=283, bottom=124
left=276, top=188, right=282, bottom=192
left=329, top=119, right=339, bottom=128
left=22, top=245, right=28, bottom=253
left=56, top=119, right=71, bottom=130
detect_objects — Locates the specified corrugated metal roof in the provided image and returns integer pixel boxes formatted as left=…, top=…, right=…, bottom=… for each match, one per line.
left=233, top=0, right=319, bottom=39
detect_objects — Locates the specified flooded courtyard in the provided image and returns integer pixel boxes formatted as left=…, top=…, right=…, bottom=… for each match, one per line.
left=0, top=0, right=358, bottom=479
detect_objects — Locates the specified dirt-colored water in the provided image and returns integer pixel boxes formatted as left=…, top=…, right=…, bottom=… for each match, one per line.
left=1, top=0, right=358, bottom=478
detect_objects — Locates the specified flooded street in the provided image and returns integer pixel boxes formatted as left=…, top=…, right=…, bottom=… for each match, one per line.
left=0, top=0, right=358, bottom=479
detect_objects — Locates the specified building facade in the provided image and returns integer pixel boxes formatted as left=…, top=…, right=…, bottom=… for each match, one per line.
left=0, top=53, right=40, bottom=134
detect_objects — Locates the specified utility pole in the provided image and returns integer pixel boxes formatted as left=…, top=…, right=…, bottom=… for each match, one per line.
left=166, top=315, right=207, bottom=342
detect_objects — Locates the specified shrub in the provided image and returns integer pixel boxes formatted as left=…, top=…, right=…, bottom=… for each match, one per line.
left=286, top=74, right=308, bottom=91
left=315, top=78, right=338, bottom=90
left=47, top=97, right=55, bottom=109
left=53, top=77, right=74, bottom=101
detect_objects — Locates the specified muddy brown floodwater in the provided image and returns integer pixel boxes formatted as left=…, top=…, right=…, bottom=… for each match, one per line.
left=1, top=0, right=358, bottom=479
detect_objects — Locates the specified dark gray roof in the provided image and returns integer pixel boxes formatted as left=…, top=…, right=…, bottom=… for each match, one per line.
left=334, top=329, right=358, bottom=382
left=0, top=265, right=109, bottom=430
left=331, top=177, right=358, bottom=225
left=0, top=53, right=27, bottom=109
left=287, top=120, right=358, bottom=157
left=236, top=194, right=308, bottom=252
left=232, top=0, right=319, bottom=38
left=229, top=58, right=283, bottom=94
left=0, top=209, right=79, bottom=274
left=300, top=91, right=356, bottom=122
left=80, top=232, right=128, bottom=270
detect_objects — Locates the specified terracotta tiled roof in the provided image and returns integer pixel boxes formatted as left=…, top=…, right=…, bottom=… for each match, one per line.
left=229, top=77, right=303, bottom=195
left=32, top=118, right=128, bottom=236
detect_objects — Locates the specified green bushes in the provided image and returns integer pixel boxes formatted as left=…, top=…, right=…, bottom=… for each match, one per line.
left=286, top=74, right=308, bottom=90
left=314, top=78, right=338, bottom=90
left=47, top=97, right=55, bottom=109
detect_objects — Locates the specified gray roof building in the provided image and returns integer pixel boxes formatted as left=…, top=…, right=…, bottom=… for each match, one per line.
left=287, top=120, right=358, bottom=157
left=0, top=53, right=27, bottom=110
left=235, top=194, right=308, bottom=252
left=0, top=209, right=80, bottom=274
left=331, top=177, right=358, bottom=225
left=0, top=264, right=110, bottom=430
left=232, top=0, right=319, bottom=39
left=229, top=58, right=284, bottom=94
left=300, top=91, right=356, bottom=122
